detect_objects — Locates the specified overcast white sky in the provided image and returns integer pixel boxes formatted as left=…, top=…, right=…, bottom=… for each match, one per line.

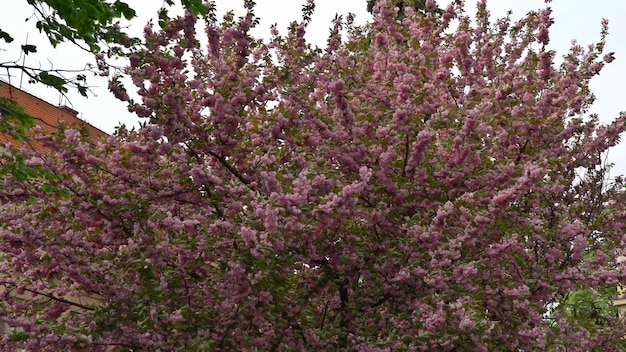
left=1, top=0, right=625, bottom=174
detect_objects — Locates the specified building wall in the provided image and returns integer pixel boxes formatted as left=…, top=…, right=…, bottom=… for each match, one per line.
left=0, top=80, right=107, bottom=152
left=615, top=256, right=626, bottom=317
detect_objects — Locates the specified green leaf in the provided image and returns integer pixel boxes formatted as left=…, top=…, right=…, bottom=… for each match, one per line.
left=8, top=330, right=29, bottom=342
left=158, top=8, right=170, bottom=29
left=77, top=85, right=88, bottom=97
left=58, top=188, right=71, bottom=200
left=21, top=44, right=37, bottom=54
left=0, top=96, right=36, bottom=141
left=42, top=184, right=55, bottom=193
left=0, top=29, right=14, bottom=43
left=112, top=1, right=136, bottom=20
left=180, top=0, right=208, bottom=16
left=37, top=72, right=68, bottom=93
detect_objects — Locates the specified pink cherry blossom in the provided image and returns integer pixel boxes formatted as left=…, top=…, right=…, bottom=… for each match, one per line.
left=1, top=1, right=626, bottom=351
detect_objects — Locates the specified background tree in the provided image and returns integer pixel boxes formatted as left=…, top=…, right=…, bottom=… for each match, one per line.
left=1, top=1, right=626, bottom=351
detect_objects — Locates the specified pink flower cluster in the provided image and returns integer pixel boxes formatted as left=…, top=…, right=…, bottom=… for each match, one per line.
left=1, top=1, right=626, bottom=351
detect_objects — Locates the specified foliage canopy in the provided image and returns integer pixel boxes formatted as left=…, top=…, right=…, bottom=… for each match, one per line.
left=2, top=0, right=626, bottom=351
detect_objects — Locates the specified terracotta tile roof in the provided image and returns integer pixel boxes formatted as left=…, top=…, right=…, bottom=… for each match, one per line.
left=0, top=80, right=107, bottom=153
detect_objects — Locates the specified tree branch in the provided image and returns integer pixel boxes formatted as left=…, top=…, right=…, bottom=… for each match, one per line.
left=207, top=150, right=251, bottom=185
left=4, top=284, right=96, bottom=311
